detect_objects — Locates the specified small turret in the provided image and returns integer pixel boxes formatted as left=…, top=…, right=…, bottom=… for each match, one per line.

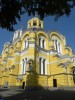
left=27, top=17, right=44, bottom=29
left=13, top=29, right=22, bottom=41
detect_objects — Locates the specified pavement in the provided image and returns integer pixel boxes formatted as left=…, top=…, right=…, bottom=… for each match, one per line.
left=0, top=87, right=75, bottom=100
left=0, top=88, right=23, bottom=97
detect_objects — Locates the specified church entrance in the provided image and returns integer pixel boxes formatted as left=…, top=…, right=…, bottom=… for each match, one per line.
left=22, top=82, right=25, bottom=89
left=53, top=79, right=57, bottom=87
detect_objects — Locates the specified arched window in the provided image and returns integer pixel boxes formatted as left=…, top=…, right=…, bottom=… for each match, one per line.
left=39, top=58, right=47, bottom=75
left=55, top=40, right=58, bottom=51
left=33, top=20, right=36, bottom=26
left=24, top=38, right=29, bottom=48
left=54, top=39, right=62, bottom=54
left=22, top=58, right=27, bottom=74
left=72, top=58, right=75, bottom=63
left=38, top=37, right=46, bottom=49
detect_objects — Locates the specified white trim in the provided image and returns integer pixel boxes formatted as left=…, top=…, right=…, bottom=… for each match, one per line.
left=8, top=57, right=14, bottom=60
left=15, top=52, right=20, bottom=56
left=20, top=61, right=23, bottom=74
left=45, top=60, right=47, bottom=75
left=28, top=56, right=34, bottom=59
left=24, top=60, right=26, bottom=74
left=60, top=44, right=62, bottom=54
left=21, top=50, right=28, bottom=56
left=57, top=41, right=59, bottom=53
left=14, top=62, right=19, bottom=64
left=44, top=40, right=46, bottom=49
left=41, top=58, right=43, bottom=74
left=29, top=44, right=35, bottom=47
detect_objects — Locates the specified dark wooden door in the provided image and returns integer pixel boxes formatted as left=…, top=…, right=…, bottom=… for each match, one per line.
left=53, top=79, right=57, bottom=87
left=22, top=82, right=25, bottom=89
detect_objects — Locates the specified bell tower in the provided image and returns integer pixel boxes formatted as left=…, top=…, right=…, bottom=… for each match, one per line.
left=27, top=17, right=44, bottom=29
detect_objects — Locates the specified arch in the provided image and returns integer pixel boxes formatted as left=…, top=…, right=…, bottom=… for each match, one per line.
left=49, top=32, right=64, bottom=42
left=65, top=45, right=72, bottom=55
left=13, top=38, right=21, bottom=45
left=39, top=57, right=47, bottom=75
left=21, top=31, right=29, bottom=41
left=37, top=31, right=48, bottom=49
left=27, top=59, right=34, bottom=65
left=37, top=31, right=48, bottom=38
left=49, top=32, right=63, bottom=54
left=3, top=46, right=8, bottom=53
left=21, top=32, right=29, bottom=50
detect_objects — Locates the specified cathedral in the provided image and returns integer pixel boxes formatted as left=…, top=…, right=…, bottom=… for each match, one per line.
left=0, top=17, right=75, bottom=89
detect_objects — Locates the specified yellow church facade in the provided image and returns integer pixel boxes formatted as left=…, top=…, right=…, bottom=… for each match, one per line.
left=0, top=17, right=75, bottom=89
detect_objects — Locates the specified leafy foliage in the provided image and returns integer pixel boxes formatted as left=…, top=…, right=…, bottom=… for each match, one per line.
left=0, top=0, right=22, bottom=31
left=0, top=0, right=75, bottom=31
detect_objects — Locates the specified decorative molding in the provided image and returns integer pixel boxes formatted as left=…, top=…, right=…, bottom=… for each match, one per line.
left=15, top=52, right=20, bottom=56
left=8, top=56, right=14, bottom=60
left=21, top=48, right=28, bottom=56
left=17, top=75, right=23, bottom=80
left=29, top=44, right=35, bottom=47
left=2, top=60, right=7, bottom=64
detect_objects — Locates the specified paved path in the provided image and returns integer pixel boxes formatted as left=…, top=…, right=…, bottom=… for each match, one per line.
left=0, top=88, right=75, bottom=100
left=0, top=88, right=23, bottom=97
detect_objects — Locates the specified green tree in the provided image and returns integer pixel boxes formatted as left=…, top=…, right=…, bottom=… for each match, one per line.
left=0, top=0, right=75, bottom=31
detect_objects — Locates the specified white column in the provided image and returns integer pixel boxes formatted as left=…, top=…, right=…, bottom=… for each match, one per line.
left=58, top=43, right=60, bottom=53
left=54, top=40, right=56, bottom=50
left=60, top=45, right=62, bottom=54
left=21, top=60, right=23, bottom=74
left=15, top=33, right=16, bottom=38
left=26, top=40, right=27, bottom=48
left=20, top=61, right=22, bottom=74
left=27, top=39, right=28, bottom=47
left=24, top=60, right=26, bottom=74
left=16, top=33, right=18, bottom=38
left=45, top=60, right=47, bottom=75
left=20, top=30, right=22, bottom=37
left=57, top=41, right=59, bottom=53
left=41, top=58, right=43, bottom=74
left=23, top=60, right=24, bottom=74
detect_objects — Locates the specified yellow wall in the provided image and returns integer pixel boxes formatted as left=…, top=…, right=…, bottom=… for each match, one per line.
left=0, top=17, right=75, bottom=88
